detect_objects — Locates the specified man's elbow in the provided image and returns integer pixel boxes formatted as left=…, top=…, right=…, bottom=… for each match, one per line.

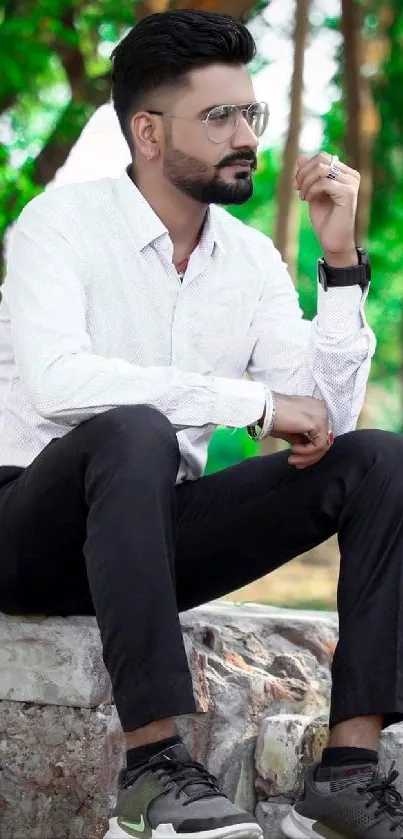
left=26, top=369, right=71, bottom=422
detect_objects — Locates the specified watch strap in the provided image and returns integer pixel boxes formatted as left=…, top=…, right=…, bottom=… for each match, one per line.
left=318, top=247, right=371, bottom=291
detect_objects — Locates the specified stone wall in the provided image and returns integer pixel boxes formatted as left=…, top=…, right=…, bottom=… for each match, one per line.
left=0, top=603, right=402, bottom=839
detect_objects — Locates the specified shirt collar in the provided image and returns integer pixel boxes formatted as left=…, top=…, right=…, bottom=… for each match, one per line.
left=114, top=168, right=226, bottom=257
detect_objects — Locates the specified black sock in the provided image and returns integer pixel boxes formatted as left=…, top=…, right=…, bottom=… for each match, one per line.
left=126, top=735, right=183, bottom=773
left=320, top=746, right=378, bottom=767
left=316, top=747, right=378, bottom=792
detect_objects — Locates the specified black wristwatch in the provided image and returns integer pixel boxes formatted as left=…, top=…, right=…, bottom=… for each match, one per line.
left=318, top=247, right=371, bottom=292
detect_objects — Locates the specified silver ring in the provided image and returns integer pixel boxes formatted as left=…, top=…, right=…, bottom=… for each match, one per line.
left=326, top=154, right=341, bottom=181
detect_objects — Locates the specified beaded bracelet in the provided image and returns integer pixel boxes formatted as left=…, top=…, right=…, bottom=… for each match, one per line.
left=247, top=389, right=276, bottom=442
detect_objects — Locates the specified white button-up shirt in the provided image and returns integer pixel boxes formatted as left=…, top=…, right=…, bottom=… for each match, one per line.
left=0, top=169, right=375, bottom=482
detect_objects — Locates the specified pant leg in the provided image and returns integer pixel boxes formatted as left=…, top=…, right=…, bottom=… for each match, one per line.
left=174, top=429, right=403, bottom=729
left=3, top=416, right=403, bottom=733
left=0, top=405, right=195, bottom=732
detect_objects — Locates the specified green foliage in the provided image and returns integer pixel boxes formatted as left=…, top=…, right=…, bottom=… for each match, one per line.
left=321, top=0, right=403, bottom=402
left=205, top=428, right=259, bottom=474
left=0, top=0, right=138, bottom=265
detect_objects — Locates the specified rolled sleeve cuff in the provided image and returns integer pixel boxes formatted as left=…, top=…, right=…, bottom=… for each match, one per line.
left=212, top=376, right=266, bottom=428
left=317, top=283, right=369, bottom=337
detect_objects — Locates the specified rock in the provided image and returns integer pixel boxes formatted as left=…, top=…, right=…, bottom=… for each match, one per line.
left=0, top=603, right=337, bottom=712
left=300, top=715, right=329, bottom=765
left=255, top=715, right=312, bottom=799
left=0, top=602, right=338, bottom=837
left=179, top=603, right=336, bottom=809
left=182, top=603, right=337, bottom=720
left=379, top=723, right=403, bottom=795
left=0, top=613, right=111, bottom=707
left=256, top=801, right=292, bottom=839
left=0, top=701, right=125, bottom=839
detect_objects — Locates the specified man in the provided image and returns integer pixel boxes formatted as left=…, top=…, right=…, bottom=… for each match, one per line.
left=1, top=8, right=403, bottom=839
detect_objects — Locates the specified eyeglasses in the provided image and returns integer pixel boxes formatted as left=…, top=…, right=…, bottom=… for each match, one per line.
left=147, top=101, right=269, bottom=144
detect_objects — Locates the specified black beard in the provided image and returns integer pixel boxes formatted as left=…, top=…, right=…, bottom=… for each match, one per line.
left=171, top=171, right=254, bottom=205
left=163, top=146, right=255, bottom=205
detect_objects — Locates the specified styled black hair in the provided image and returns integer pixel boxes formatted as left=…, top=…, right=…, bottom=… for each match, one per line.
left=111, top=9, right=256, bottom=149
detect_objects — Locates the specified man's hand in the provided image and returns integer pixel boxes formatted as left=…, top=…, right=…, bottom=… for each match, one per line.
left=295, top=152, right=360, bottom=265
left=271, top=394, right=333, bottom=469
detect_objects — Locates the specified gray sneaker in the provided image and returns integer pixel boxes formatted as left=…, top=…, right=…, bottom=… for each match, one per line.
left=281, top=762, right=403, bottom=838
left=104, top=743, right=263, bottom=839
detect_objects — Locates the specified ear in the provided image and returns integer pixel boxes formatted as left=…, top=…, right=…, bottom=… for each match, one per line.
left=130, top=112, right=161, bottom=160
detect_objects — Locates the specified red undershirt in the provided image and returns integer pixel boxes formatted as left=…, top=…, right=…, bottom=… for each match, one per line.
left=174, top=229, right=202, bottom=279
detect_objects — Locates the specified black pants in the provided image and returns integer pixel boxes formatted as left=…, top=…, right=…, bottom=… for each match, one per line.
left=1, top=405, right=403, bottom=733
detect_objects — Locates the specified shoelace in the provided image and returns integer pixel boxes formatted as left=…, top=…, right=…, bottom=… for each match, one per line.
left=357, top=763, right=403, bottom=833
left=150, top=757, right=226, bottom=805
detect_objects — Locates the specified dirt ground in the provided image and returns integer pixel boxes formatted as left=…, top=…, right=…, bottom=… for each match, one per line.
left=223, top=535, right=340, bottom=609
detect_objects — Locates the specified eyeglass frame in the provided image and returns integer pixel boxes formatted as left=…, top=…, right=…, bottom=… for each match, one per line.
left=145, top=101, right=269, bottom=145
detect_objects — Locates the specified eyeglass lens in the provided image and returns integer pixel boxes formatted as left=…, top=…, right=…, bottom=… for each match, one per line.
left=206, top=102, right=269, bottom=143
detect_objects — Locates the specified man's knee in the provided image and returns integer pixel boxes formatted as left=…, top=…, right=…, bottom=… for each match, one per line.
left=334, top=428, right=403, bottom=472
left=79, top=404, right=179, bottom=465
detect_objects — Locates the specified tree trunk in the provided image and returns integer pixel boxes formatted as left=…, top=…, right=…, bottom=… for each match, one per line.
left=274, top=0, right=311, bottom=281
left=261, top=0, right=310, bottom=457
left=341, top=0, right=382, bottom=244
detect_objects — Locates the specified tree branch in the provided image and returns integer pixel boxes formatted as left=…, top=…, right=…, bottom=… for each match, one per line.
left=0, top=69, right=111, bottom=270
left=172, top=0, right=257, bottom=19
left=0, top=2, right=87, bottom=116
left=0, top=0, right=22, bottom=116
left=0, top=2, right=112, bottom=278
left=53, top=7, right=87, bottom=98
left=29, top=73, right=111, bottom=187
left=0, top=91, right=18, bottom=116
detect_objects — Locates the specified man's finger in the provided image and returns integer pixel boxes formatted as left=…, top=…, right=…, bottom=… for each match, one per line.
left=296, top=151, right=360, bottom=182
left=297, top=163, right=354, bottom=199
left=288, top=448, right=328, bottom=467
left=303, top=179, right=357, bottom=207
left=304, top=430, right=328, bottom=450
left=288, top=453, right=324, bottom=468
left=290, top=441, right=319, bottom=457
left=289, top=429, right=334, bottom=466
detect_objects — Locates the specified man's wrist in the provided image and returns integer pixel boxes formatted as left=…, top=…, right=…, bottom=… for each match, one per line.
left=318, top=247, right=370, bottom=292
left=323, top=248, right=358, bottom=268
left=248, top=389, right=276, bottom=441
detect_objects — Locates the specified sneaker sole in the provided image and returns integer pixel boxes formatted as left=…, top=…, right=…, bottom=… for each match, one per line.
left=281, top=810, right=346, bottom=839
left=104, top=819, right=263, bottom=839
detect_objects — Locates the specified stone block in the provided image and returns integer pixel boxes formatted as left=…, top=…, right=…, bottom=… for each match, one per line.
left=0, top=701, right=125, bottom=839
left=256, top=801, right=292, bottom=839
left=0, top=613, right=110, bottom=707
left=182, top=602, right=337, bottom=720
left=0, top=603, right=337, bottom=713
left=180, top=603, right=336, bottom=810
left=255, top=714, right=312, bottom=798
left=0, top=602, right=338, bottom=835
left=300, top=715, right=329, bottom=765
left=379, top=723, right=403, bottom=795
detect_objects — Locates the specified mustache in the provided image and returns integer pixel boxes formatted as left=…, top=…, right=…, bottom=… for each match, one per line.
left=217, top=152, right=257, bottom=170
